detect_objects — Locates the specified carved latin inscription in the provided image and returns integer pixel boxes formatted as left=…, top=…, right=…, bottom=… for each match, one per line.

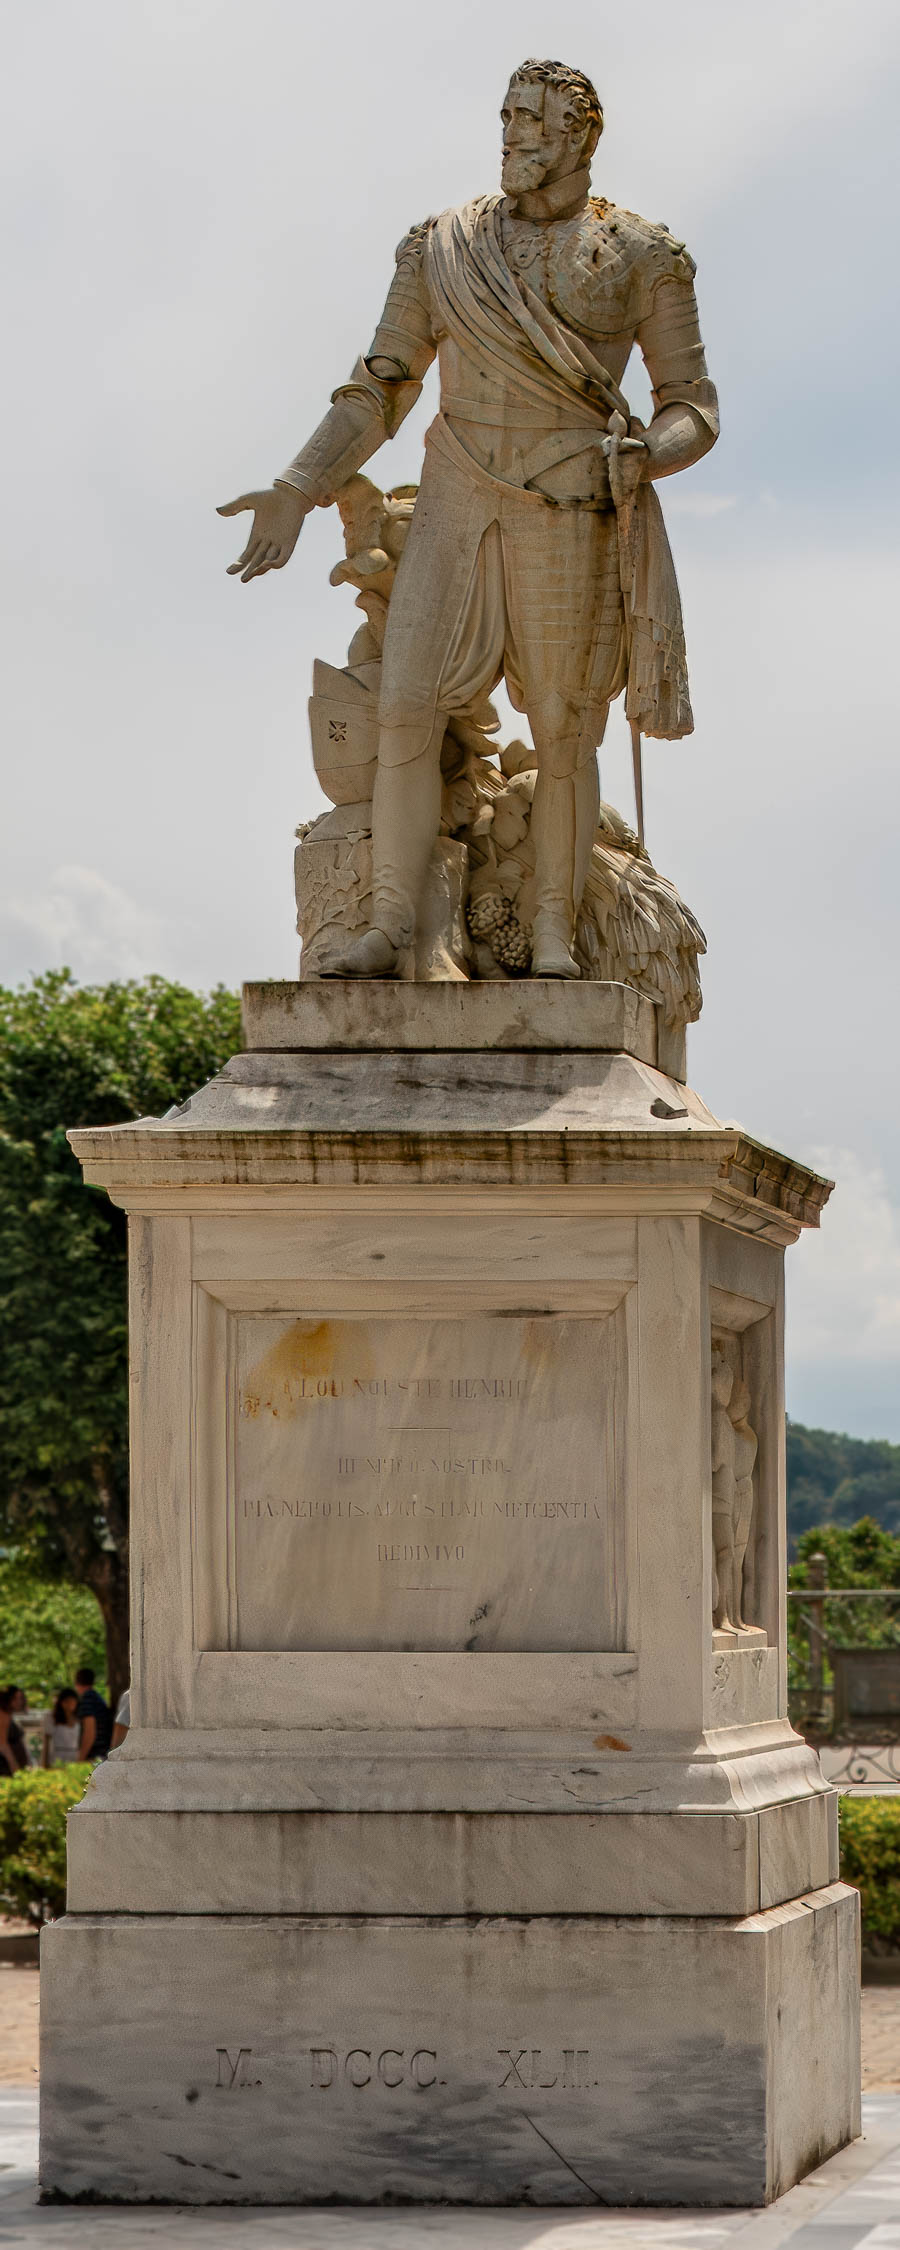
left=215, top=2047, right=261, bottom=2089
left=305, top=2046, right=597, bottom=2092
left=498, top=2048, right=597, bottom=2089
left=214, top=2042, right=600, bottom=2097
left=228, top=1312, right=624, bottom=1653
left=310, top=2047, right=440, bottom=2089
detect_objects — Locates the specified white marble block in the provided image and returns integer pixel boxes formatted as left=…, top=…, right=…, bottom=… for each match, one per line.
left=40, top=1888, right=859, bottom=2207
left=46, top=983, right=858, bottom=2206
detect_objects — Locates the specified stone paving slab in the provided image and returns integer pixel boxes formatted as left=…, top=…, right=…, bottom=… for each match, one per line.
left=0, top=2095, right=898, bottom=2249
left=0, top=1971, right=39, bottom=2086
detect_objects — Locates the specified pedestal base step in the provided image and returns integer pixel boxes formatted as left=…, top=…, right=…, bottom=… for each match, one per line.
left=40, top=1886, right=860, bottom=2207
left=66, top=1795, right=839, bottom=1917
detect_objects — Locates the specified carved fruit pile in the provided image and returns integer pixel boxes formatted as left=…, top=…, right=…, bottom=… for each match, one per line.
left=467, top=891, right=532, bottom=973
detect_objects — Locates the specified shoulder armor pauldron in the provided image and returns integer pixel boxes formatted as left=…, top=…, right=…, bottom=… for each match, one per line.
left=395, top=216, right=436, bottom=266
left=596, top=200, right=696, bottom=283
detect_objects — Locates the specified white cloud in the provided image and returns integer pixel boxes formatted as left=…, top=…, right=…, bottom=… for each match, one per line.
left=0, top=866, right=165, bottom=988
left=788, top=1151, right=900, bottom=1366
left=0, top=0, right=898, bottom=1430
left=664, top=493, right=738, bottom=519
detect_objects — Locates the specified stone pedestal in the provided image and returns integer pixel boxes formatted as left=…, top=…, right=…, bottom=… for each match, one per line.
left=41, top=982, right=860, bottom=2206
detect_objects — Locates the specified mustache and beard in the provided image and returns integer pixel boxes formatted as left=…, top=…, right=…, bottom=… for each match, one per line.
left=500, top=147, right=550, bottom=195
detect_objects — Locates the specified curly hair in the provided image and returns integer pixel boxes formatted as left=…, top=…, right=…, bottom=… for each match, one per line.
left=509, top=58, right=603, bottom=143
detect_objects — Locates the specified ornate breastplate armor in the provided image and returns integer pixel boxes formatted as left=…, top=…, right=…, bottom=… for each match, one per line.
left=501, top=198, right=699, bottom=343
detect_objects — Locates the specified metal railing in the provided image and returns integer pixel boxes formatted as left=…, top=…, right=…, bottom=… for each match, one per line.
left=787, top=1553, right=900, bottom=1776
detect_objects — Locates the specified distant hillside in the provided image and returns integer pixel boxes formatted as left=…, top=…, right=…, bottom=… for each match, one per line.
left=787, top=1420, right=900, bottom=1547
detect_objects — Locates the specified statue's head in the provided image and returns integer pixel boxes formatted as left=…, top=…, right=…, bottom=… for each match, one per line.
left=501, top=59, right=603, bottom=198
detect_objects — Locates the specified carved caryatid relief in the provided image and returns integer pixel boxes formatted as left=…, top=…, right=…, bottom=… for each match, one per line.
left=710, top=1343, right=760, bottom=1635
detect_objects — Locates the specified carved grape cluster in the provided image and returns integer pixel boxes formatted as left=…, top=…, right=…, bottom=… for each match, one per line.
left=467, top=891, right=532, bottom=973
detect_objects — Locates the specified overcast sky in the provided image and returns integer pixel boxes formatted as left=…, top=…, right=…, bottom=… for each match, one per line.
left=2, top=0, right=899, bottom=1440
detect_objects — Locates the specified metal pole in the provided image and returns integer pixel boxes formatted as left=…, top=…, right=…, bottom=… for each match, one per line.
left=807, top=1550, right=828, bottom=1723
left=629, top=718, right=645, bottom=851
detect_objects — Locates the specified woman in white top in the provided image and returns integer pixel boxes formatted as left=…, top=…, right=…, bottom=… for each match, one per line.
left=42, top=1687, right=82, bottom=1767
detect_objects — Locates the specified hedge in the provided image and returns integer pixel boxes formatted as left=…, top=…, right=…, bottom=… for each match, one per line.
left=0, top=1770, right=898, bottom=1942
left=839, top=1794, right=900, bottom=1949
left=0, top=1765, right=92, bottom=1925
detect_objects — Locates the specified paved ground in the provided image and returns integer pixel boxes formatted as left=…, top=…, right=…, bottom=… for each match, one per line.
left=0, top=2092, right=898, bottom=2247
left=860, top=1977, right=900, bottom=2093
left=0, top=1970, right=39, bottom=2086
left=1, top=1970, right=896, bottom=2246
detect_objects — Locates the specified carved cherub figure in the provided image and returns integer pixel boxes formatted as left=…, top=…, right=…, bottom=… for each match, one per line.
left=330, top=475, right=418, bottom=672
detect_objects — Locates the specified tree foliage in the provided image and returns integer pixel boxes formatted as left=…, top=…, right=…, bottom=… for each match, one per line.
left=788, top=1517, right=900, bottom=1662
left=791, top=1518, right=900, bottom=1592
left=787, top=1420, right=900, bottom=1547
left=0, top=1764, right=92, bottom=1923
left=0, top=1554, right=106, bottom=1704
left=0, top=972, right=241, bottom=1705
left=839, top=1796, right=900, bottom=1950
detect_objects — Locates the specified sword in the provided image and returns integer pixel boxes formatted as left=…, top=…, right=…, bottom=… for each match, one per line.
left=629, top=717, right=645, bottom=852
left=607, top=409, right=647, bottom=852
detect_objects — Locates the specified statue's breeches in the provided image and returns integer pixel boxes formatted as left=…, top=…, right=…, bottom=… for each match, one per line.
left=369, top=421, right=623, bottom=953
left=377, top=419, right=625, bottom=777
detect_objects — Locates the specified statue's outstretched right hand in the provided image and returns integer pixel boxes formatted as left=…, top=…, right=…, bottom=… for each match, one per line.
left=217, top=484, right=311, bottom=581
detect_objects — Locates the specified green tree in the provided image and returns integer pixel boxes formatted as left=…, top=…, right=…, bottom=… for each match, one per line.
left=0, top=971, right=241, bottom=1706
left=839, top=1796, right=900, bottom=1950
left=792, top=1518, right=900, bottom=1592
left=0, top=1764, right=92, bottom=1922
left=0, top=1554, right=106, bottom=1705
left=787, top=1420, right=900, bottom=1546
left=788, top=1520, right=900, bottom=1706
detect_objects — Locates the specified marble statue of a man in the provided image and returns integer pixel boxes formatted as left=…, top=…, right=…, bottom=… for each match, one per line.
left=221, top=58, right=718, bottom=977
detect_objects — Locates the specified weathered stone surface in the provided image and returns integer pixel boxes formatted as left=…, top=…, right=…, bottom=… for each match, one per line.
left=66, top=1016, right=832, bottom=1237
left=54, top=985, right=848, bottom=2209
left=40, top=1888, right=860, bottom=2207
left=72, top=1725, right=831, bottom=1817
left=229, top=1308, right=626, bottom=1653
left=295, top=837, right=469, bottom=984
left=243, top=975, right=663, bottom=1059
left=66, top=1798, right=838, bottom=1918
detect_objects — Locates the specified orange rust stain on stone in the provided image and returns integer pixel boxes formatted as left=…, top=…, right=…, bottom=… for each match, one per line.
left=593, top=1733, right=631, bottom=1752
left=243, top=1318, right=374, bottom=1418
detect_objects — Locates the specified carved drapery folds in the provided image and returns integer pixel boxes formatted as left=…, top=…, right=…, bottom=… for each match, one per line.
left=295, top=475, right=706, bottom=1011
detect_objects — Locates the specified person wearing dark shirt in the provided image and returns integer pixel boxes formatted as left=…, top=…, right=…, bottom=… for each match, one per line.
left=75, top=1668, right=112, bottom=1761
left=3, top=1686, right=31, bottom=1770
left=0, top=1691, right=17, bottom=1778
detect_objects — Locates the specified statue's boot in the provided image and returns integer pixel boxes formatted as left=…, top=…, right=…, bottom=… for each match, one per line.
left=322, top=719, right=445, bottom=978
left=528, top=757, right=598, bottom=980
left=531, top=927, right=581, bottom=978
left=320, top=927, right=400, bottom=978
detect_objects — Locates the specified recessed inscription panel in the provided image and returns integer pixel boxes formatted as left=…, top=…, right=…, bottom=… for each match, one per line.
left=231, top=1313, right=624, bottom=1651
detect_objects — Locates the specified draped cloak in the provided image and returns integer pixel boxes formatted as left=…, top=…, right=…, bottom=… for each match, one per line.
left=421, top=198, right=694, bottom=740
